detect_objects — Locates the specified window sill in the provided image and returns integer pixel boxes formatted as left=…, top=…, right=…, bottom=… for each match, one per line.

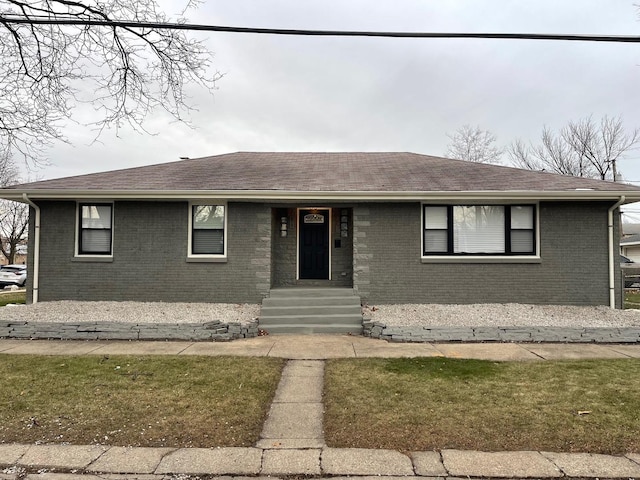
left=421, top=256, right=541, bottom=264
left=72, top=256, right=114, bottom=263
left=186, top=256, right=228, bottom=263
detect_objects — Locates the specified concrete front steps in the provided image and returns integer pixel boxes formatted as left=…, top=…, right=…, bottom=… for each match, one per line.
left=259, top=288, right=363, bottom=335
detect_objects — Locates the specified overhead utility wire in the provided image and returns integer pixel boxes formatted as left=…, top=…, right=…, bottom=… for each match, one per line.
left=1, top=15, right=640, bottom=43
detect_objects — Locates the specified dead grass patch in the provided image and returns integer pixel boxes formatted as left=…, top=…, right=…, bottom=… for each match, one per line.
left=324, top=357, right=640, bottom=454
left=0, top=355, right=283, bottom=447
left=0, top=291, right=25, bottom=306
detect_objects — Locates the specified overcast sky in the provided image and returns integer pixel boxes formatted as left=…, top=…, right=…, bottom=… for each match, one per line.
left=33, top=0, right=640, bottom=215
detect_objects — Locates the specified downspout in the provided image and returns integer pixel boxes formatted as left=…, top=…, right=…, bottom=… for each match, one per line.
left=22, top=194, right=40, bottom=304
left=608, top=196, right=625, bottom=309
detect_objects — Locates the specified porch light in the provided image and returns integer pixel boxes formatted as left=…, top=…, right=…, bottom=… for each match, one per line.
left=341, top=209, right=349, bottom=237
left=280, top=216, right=288, bottom=237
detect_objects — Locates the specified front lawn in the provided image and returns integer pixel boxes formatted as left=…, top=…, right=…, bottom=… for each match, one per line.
left=624, top=289, right=640, bottom=309
left=0, top=355, right=284, bottom=447
left=324, top=357, right=640, bottom=454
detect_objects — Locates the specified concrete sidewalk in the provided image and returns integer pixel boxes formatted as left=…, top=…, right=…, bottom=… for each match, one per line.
left=1, top=335, right=640, bottom=360
left=2, top=442, right=640, bottom=479
left=1, top=336, right=640, bottom=479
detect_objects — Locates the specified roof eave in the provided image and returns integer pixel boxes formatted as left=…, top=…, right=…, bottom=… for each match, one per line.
left=3, top=189, right=640, bottom=203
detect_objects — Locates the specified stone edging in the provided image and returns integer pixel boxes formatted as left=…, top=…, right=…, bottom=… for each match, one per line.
left=3, top=318, right=640, bottom=343
left=363, top=320, right=640, bottom=343
left=0, top=320, right=259, bottom=341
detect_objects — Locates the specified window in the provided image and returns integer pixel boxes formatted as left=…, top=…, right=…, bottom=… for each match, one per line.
left=191, top=205, right=225, bottom=255
left=78, top=203, right=113, bottom=255
left=424, top=204, right=536, bottom=256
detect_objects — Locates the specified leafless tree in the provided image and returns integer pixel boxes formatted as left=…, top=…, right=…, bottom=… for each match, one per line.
left=563, top=116, right=639, bottom=181
left=508, top=127, right=596, bottom=178
left=508, top=115, right=639, bottom=180
left=0, top=199, right=27, bottom=264
left=0, top=151, right=26, bottom=264
left=446, top=125, right=503, bottom=164
left=0, top=0, right=220, bottom=164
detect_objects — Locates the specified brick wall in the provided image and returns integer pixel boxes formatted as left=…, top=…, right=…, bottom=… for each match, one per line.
left=26, top=199, right=621, bottom=307
left=29, top=200, right=271, bottom=303
left=353, top=201, right=621, bottom=307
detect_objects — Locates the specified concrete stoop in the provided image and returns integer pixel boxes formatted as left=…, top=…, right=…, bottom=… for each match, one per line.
left=259, top=288, right=363, bottom=334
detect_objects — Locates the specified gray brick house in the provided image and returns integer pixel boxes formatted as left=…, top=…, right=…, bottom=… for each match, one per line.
left=2, top=152, right=640, bottom=309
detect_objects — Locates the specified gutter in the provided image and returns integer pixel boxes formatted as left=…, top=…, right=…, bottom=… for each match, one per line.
left=21, top=194, right=40, bottom=304
left=608, top=196, right=625, bottom=309
left=2, top=189, right=640, bottom=202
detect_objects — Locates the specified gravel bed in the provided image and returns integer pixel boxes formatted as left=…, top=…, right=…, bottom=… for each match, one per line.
left=1, top=300, right=640, bottom=328
left=0, top=301, right=260, bottom=324
left=364, top=303, right=640, bottom=328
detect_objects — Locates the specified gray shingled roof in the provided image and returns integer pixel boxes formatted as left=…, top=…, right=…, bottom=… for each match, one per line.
left=621, top=233, right=640, bottom=245
left=4, top=152, right=640, bottom=197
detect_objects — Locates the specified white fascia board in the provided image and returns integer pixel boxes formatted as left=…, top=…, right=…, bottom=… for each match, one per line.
left=2, top=189, right=640, bottom=202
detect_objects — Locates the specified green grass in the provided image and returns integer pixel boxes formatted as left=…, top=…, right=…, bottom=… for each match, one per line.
left=624, top=289, right=640, bottom=309
left=0, top=355, right=284, bottom=447
left=0, top=291, right=26, bottom=306
left=324, top=357, right=640, bottom=454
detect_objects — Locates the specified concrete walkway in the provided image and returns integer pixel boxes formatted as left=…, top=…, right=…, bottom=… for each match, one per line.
left=1, top=336, right=640, bottom=479
left=1, top=334, right=640, bottom=360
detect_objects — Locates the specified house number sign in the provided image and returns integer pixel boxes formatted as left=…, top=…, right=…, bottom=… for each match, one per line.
left=304, top=213, right=325, bottom=224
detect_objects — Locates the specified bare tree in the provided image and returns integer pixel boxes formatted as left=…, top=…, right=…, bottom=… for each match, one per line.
left=0, top=200, right=27, bottom=264
left=563, top=116, right=639, bottom=180
left=0, top=0, right=220, bottom=164
left=508, top=115, right=639, bottom=180
left=508, top=127, right=596, bottom=178
left=0, top=151, right=26, bottom=264
left=446, top=125, right=503, bottom=164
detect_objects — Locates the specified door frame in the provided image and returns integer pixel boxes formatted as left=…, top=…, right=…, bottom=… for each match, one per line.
left=296, top=207, right=332, bottom=280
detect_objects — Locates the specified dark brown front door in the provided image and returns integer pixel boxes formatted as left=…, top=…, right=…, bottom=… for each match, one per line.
left=299, top=209, right=330, bottom=279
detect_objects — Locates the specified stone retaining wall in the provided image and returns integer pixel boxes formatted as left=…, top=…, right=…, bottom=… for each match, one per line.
left=363, top=320, right=640, bottom=343
left=3, top=318, right=639, bottom=343
left=0, top=320, right=260, bottom=341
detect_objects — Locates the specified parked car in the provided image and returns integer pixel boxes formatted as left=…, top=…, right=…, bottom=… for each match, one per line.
left=0, top=264, right=26, bottom=288
left=621, top=255, right=640, bottom=288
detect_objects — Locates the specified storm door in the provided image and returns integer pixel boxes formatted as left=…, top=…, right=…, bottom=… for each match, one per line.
left=298, top=209, right=330, bottom=279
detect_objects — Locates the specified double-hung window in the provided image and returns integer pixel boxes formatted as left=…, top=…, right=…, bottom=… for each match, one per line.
left=78, top=203, right=113, bottom=255
left=423, top=204, right=536, bottom=256
left=190, top=204, right=225, bottom=256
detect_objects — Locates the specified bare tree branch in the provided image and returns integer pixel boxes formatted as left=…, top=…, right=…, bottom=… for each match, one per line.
left=0, top=150, right=27, bottom=264
left=445, top=125, right=503, bottom=164
left=0, top=0, right=220, bottom=165
left=508, top=115, right=638, bottom=180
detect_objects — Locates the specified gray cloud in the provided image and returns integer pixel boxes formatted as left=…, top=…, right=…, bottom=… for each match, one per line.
left=40, top=0, right=640, bottom=185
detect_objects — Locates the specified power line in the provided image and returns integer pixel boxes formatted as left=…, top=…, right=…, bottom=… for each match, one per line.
left=1, top=15, right=640, bottom=43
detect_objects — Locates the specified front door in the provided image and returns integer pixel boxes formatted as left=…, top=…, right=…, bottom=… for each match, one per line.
left=299, top=209, right=330, bottom=279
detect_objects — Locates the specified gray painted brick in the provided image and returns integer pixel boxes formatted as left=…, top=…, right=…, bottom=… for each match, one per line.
left=352, top=201, right=621, bottom=307
left=31, top=201, right=271, bottom=303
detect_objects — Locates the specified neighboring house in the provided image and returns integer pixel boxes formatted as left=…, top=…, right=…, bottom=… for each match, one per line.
left=621, top=234, right=640, bottom=262
left=0, top=243, right=27, bottom=266
left=1, top=152, right=639, bottom=309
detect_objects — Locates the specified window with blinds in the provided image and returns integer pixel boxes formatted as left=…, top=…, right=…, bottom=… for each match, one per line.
left=192, top=205, right=225, bottom=255
left=78, top=204, right=113, bottom=255
left=424, top=204, right=536, bottom=256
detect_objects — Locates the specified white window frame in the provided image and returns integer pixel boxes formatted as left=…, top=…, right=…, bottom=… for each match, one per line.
left=74, top=201, right=114, bottom=258
left=187, top=202, right=228, bottom=261
left=421, top=202, right=541, bottom=263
